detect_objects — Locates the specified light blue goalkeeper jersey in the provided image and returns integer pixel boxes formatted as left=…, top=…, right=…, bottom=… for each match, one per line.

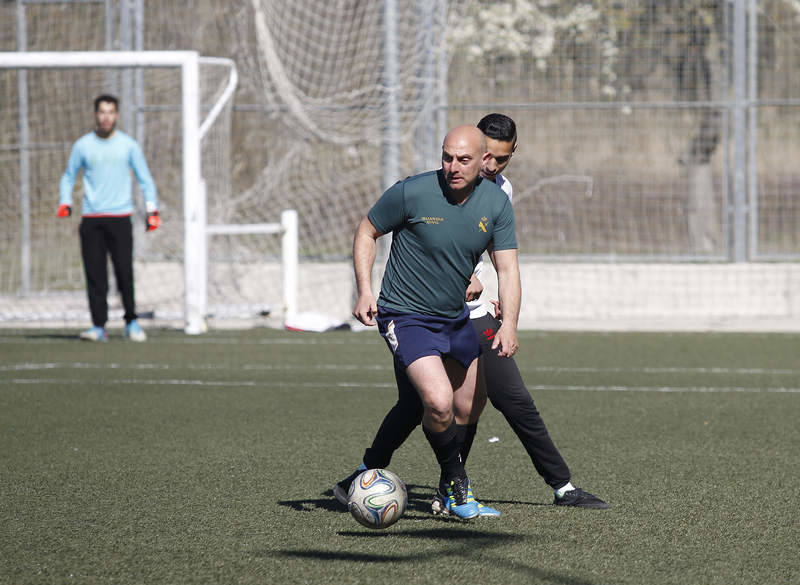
left=59, top=130, right=158, bottom=216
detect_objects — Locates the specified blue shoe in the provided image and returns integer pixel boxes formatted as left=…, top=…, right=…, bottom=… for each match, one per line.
left=446, top=477, right=480, bottom=520
left=466, top=483, right=501, bottom=517
left=442, top=479, right=500, bottom=518
left=79, top=326, right=107, bottom=342
left=124, top=319, right=147, bottom=342
left=433, top=483, right=500, bottom=517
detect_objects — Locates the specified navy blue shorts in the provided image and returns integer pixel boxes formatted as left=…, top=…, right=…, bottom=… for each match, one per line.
left=376, top=305, right=481, bottom=370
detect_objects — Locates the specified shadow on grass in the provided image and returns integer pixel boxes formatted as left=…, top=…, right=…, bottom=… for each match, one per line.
left=266, top=479, right=594, bottom=583
left=277, top=495, right=342, bottom=513
left=277, top=483, right=439, bottom=516
left=339, top=527, right=522, bottom=539
left=268, top=528, right=521, bottom=563
left=487, top=497, right=551, bottom=508
left=278, top=483, right=551, bottom=519
left=267, top=529, right=599, bottom=585
left=23, top=332, right=80, bottom=340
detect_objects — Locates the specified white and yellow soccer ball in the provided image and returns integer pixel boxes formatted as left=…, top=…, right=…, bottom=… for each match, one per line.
left=347, top=468, right=407, bottom=529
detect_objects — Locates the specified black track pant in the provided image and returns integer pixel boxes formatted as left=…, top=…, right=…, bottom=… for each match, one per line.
left=362, top=312, right=571, bottom=490
left=79, top=216, right=137, bottom=327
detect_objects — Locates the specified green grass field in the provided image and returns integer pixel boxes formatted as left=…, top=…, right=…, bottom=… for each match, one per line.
left=1, top=328, right=798, bottom=585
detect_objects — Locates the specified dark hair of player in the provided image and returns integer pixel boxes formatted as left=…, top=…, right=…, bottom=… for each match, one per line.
left=477, top=113, right=517, bottom=146
left=94, top=94, right=119, bottom=112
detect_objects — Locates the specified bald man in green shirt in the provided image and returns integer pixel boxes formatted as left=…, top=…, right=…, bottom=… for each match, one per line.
left=349, top=125, right=521, bottom=519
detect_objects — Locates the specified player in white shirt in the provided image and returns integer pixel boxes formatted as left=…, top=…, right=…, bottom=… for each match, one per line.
left=334, top=114, right=607, bottom=512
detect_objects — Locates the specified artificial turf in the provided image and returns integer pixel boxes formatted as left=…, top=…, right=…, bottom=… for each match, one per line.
left=1, top=328, right=798, bottom=584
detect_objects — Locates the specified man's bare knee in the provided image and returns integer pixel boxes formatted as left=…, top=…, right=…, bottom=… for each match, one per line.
left=425, top=400, right=453, bottom=426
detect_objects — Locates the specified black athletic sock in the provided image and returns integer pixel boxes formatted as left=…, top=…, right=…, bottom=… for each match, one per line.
left=423, top=422, right=465, bottom=490
left=459, top=423, right=478, bottom=466
left=442, top=424, right=467, bottom=491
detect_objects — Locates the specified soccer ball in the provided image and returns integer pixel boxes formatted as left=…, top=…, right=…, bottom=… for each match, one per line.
left=347, top=468, right=407, bottom=529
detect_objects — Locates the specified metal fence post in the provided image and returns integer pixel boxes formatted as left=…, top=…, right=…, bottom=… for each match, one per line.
left=16, top=0, right=30, bottom=295
left=747, top=0, right=759, bottom=259
left=732, top=0, right=748, bottom=261
left=375, top=0, right=399, bottom=295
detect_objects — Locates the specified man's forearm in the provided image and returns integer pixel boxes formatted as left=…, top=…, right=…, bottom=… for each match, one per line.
left=488, top=248, right=521, bottom=331
left=353, top=222, right=378, bottom=296
left=497, top=264, right=521, bottom=330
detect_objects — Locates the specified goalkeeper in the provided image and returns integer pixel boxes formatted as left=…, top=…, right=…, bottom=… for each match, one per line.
left=334, top=114, right=608, bottom=512
left=57, top=94, right=160, bottom=342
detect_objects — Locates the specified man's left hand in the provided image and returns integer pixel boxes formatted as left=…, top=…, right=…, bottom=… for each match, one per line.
left=491, top=322, right=519, bottom=358
left=146, top=211, right=161, bottom=232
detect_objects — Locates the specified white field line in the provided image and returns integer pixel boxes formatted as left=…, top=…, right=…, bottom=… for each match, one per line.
left=2, top=378, right=800, bottom=393
left=529, top=366, right=800, bottom=375
left=0, top=336, right=356, bottom=345
left=526, top=385, right=800, bottom=394
left=0, top=362, right=387, bottom=372
left=1, top=362, right=799, bottom=376
left=6, top=378, right=261, bottom=387
left=2, top=378, right=396, bottom=389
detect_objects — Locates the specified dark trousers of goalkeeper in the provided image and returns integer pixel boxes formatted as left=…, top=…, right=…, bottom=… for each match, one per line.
left=79, top=216, right=137, bottom=328
left=361, top=312, right=572, bottom=490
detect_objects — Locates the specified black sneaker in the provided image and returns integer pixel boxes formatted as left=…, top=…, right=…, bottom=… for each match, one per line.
left=431, top=488, right=450, bottom=516
left=554, top=487, right=609, bottom=509
left=332, top=466, right=366, bottom=505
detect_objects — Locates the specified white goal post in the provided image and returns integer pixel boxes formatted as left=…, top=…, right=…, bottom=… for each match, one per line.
left=0, top=50, right=298, bottom=334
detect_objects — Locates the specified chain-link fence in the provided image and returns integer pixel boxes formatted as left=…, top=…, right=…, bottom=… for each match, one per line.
left=2, top=0, right=798, bottom=327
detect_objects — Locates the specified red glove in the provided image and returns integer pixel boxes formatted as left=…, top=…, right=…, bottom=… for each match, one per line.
left=57, top=204, right=72, bottom=218
left=146, top=210, right=161, bottom=232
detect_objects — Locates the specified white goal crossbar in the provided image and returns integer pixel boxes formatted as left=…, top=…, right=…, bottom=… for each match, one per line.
left=0, top=51, right=298, bottom=334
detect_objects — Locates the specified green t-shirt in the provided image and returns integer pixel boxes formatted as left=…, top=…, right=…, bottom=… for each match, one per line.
left=368, top=169, right=517, bottom=318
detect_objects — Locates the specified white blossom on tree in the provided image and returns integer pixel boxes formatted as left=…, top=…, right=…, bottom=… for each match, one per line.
left=448, top=1, right=600, bottom=65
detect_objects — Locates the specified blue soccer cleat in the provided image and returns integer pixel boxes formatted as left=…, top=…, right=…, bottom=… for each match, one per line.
left=124, top=319, right=147, bottom=342
left=437, top=478, right=500, bottom=518
left=79, top=326, right=107, bottom=342
left=445, top=477, right=480, bottom=520
left=433, top=481, right=501, bottom=517
left=465, top=482, right=501, bottom=517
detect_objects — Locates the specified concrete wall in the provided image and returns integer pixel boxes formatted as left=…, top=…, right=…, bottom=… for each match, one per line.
left=4, top=262, right=799, bottom=332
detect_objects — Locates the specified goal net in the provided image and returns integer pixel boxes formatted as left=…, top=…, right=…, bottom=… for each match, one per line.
left=2, top=1, right=798, bottom=332
left=224, top=0, right=799, bottom=331
left=0, top=51, right=269, bottom=332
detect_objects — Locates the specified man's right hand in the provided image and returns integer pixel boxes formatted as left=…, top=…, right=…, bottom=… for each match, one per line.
left=353, top=293, right=378, bottom=326
left=56, top=204, right=72, bottom=218
left=490, top=299, right=503, bottom=320
left=465, top=274, right=483, bottom=301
